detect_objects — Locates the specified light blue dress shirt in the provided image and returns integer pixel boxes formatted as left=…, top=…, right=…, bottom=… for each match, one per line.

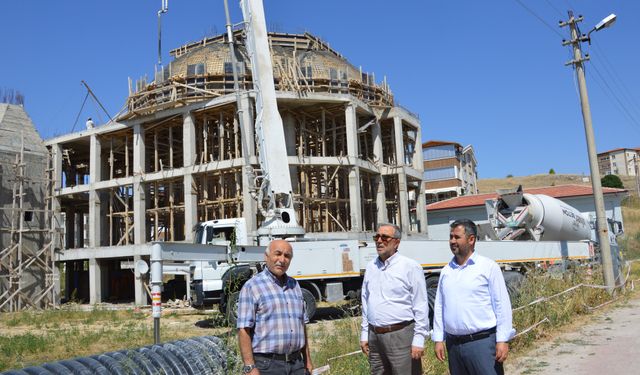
left=360, top=252, right=429, bottom=347
left=432, top=252, right=515, bottom=343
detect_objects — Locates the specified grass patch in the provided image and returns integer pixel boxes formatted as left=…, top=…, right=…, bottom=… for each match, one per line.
left=621, top=196, right=640, bottom=260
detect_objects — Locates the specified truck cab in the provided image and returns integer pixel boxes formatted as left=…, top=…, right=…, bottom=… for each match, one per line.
left=190, top=218, right=250, bottom=306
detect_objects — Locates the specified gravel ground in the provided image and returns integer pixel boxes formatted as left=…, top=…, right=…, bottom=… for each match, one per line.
left=506, top=293, right=640, bottom=374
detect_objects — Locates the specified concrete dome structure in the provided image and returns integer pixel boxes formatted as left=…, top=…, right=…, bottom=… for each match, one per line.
left=125, top=32, right=393, bottom=118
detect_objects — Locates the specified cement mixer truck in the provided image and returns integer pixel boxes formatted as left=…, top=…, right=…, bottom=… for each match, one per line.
left=187, top=185, right=610, bottom=323
left=486, top=186, right=592, bottom=242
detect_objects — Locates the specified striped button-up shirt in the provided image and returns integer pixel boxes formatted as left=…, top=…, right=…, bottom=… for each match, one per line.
left=237, top=268, right=308, bottom=354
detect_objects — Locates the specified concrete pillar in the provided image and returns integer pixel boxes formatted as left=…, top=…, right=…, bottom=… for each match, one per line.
left=50, top=144, right=64, bottom=304
left=371, top=119, right=388, bottom=224
left=282, top=112, right=300, bottom=190
left=393, top=116, right=410, bottom=235
left=414, top=125, right=428, bottom=234
left=89, top=135, right=102, bottom=247
left=51, top=144, right=63, bottom=251
left=183, top=112, right=198, bottom=242
left=240, top=93, right=257, bottom=236
left=88, top=257, right=102, bottom=304
left=65, top=209, right=75, bottom=249
left=345, top=103, right=362, bottom=231
left=133, top=123, right=147, bottom=246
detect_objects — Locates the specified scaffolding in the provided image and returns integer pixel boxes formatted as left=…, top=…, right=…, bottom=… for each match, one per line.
left=0, top=138, right=59, bottom=312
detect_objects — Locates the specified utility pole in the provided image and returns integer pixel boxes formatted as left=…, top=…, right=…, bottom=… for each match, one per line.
left=560, top=11, right=616, bottom=292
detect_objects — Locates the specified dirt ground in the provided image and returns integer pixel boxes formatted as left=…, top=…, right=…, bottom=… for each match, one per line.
left=506, top=292, right=640, bottom=374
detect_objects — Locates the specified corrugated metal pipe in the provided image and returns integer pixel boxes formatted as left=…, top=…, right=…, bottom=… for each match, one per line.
left=2, top=336, right=231, bottom=375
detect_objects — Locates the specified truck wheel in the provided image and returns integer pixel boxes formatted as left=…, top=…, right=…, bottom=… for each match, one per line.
left=225, top=291, right=240, bottom=326
left=301, top=288, right=317, bottom=322
left=425, top=277, right=438, bottom=327
left=503, top=271, right=525, bottom=304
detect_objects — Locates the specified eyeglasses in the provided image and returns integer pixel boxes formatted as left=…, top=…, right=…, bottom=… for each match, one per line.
left=372, top=234, right=397, bottom=242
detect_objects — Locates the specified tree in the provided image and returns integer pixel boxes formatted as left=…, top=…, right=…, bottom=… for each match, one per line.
left=601, top=174, right=624, bottom=189
left=549, top=168, right=556, bottom=175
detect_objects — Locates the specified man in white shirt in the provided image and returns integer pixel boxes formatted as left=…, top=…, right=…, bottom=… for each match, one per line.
left=360, top=223, right=429, bottom=375
left=433, top=219, right=515, bottom=375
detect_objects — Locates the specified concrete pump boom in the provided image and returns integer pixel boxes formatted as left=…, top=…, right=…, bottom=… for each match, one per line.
left=239, top=0, right=305, bottom=241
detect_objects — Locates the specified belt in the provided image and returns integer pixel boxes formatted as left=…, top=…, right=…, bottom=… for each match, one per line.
left=446, top=327, right=496, bottom=345
left=370, top=320, right=414, bottom=334
left=254, top=350, right=302, bottom=362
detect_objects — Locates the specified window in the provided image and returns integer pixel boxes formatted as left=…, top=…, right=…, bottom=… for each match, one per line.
left=24, top=211, right=33, bottom=222
left=423, top=145, right=456, bottom=160
left=301, top=66, right=312, bottom=78
left=187, top=63, right=205, bottom=76
left=424, top=166, right=456, bottom=181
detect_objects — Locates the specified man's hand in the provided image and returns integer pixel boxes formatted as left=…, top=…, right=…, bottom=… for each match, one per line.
left=495, top=342, right=509, bottom=363
left=434, top=341, right=446, bottom=362
left=360, top=341, right=369, bottom=356
left=305, top=357, right=313, bottom=374
left=249, top=368, right=259, bottom=375
left=411, top=346, right=424, bottom=360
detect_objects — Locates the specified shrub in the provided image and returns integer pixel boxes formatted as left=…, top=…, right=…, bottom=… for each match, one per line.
left=601, top=174, right=624, bottom=189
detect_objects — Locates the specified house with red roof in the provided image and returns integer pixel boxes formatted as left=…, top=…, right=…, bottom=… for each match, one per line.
left=425, top=184, right=628, bottom=240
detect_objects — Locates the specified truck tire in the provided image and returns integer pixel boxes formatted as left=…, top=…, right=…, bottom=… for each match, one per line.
left=301, top=288, right=317, bottom=322
left=225, top=291, right=240, bottom=326
left=425, top=276, right=438, bottom=327
left=503, top=271, right=525, bottom=304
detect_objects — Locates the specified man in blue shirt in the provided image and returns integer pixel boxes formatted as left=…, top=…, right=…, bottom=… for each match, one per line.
left=237, top=240, right=313, bottom=375
left=360, top=223, right=429, bottom=375
left=433, top=219, right=515, bottom=375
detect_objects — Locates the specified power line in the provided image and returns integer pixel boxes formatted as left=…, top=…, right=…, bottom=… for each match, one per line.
left=512, top=0, right=566, bottom=38
left=588, top=62, right=640, bottom=131
left=543, top=0, right=564, bottom=17
left=590, top=40, right=640, bottom=118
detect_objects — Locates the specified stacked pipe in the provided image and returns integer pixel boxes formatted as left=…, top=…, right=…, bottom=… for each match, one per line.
left=2, top=336, right=231, bottom=375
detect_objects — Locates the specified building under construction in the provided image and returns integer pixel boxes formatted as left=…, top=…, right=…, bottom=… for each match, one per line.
left=45, top=31, right=427, bottom=305
left=0, top=103, right=59, bottom=312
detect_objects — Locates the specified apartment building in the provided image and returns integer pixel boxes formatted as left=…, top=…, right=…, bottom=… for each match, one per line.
left=598, top=147, right=640, bottom=176
left=422, top=140, right=478, bottom=203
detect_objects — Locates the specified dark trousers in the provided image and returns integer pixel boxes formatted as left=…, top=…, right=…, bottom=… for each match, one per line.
left=254, top=354, right=305, bottom=375
left=368, top=322, right=422, bottom=375
left=446, top=332, right=504, bottom=375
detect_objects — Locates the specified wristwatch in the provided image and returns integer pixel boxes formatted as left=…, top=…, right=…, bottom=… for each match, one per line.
left=242, top=364, right=257, bottom=373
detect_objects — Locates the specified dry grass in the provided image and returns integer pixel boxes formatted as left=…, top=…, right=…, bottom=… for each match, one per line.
left=620, top=196, right=640, bottom=259
left=0, top=307, right=231, bottom=371
left=478, top=173, right=638, bottom=194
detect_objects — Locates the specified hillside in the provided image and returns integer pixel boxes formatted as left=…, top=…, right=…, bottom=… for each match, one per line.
left=478, top=173, right=638, bottom=195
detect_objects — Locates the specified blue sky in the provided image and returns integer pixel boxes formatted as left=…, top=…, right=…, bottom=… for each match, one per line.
left=2, top=1, right=639, bottom=178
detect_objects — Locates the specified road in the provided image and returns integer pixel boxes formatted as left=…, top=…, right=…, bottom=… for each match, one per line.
left=506, top=293, right=640, bottom=374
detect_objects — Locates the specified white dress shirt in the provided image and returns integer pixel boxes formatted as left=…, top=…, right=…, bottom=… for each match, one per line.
left=360, top=252, right=429, bottom=347
left=432, top=252, right=515, bottom=343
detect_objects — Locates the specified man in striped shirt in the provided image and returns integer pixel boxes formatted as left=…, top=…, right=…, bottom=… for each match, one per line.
left=237, top=240, right=313, bottom=375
